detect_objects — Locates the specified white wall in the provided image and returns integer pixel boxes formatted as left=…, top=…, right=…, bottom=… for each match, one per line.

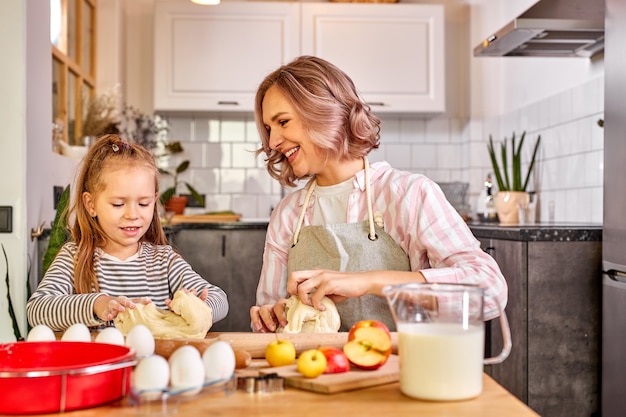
left=0, top=0, right=27, bottom=342
left=468, top=0, right=604, bottom=223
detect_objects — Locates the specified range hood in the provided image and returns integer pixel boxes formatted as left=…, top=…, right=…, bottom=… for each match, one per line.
left=474, top=0, right=605, bottom=58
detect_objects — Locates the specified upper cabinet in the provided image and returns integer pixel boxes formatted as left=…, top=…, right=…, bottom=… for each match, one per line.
left=301, top=3, right=445, bottom=114
left=154, top=1, right=299, bottom=112
left=154, top=1, right=445, bottom=114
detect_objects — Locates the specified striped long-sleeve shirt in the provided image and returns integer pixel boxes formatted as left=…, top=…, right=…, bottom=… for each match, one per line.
left=27, top=242, right=229, bottom=331
left=256, top=161, right=508, bottom=321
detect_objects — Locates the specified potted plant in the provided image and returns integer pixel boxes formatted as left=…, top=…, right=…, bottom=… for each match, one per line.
left=487, top=131, right=541, bottom=223
left=159, top=143, right=205, bottom=215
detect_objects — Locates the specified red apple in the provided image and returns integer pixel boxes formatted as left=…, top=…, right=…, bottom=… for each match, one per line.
left=343, top=320, right=392, bottom=370
left=347, top=319, right=392, bottom=340
left=318, top=346, right=350, bottom=374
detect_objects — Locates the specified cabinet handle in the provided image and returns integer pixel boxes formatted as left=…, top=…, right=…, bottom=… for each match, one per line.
left=221, top=235, right=226, bottom=257
left=367, top=102, right=385, bottom=107
left=484, top=246, right=495, bottom=256
left=217, top=101, right=239, bottom=106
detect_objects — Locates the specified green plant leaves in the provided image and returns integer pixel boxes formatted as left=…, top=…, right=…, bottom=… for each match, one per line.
left=2, top=244, right=23, bottom=341
left=43, top=185, right=70, bottom=275
left=487, top=131, right=541, bottom=192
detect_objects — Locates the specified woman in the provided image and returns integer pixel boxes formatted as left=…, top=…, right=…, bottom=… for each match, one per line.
left=249, top=56, right=507, bottom=333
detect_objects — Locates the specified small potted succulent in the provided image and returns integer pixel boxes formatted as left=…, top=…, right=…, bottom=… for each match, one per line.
left=159, top=142, right=204, bottom=215
left=487, top=131, right=541, bottom=223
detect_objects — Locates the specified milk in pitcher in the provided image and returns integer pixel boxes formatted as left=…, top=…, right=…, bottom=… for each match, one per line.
left=398, top=322, right=485, bottom=401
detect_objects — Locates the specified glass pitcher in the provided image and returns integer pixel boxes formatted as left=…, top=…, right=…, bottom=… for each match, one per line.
left=383, top=282, right=511, bottom=401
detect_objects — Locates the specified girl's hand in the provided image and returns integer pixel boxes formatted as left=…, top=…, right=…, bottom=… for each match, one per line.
left=94, top=295, right=152, bottom=321
left=165, top=287, right=208, bottom=308
left=250, top=298, right=289, bottom=332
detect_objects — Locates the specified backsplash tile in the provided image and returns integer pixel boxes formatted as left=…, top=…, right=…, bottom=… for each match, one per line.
left=163, top=76, right=603, bottom=223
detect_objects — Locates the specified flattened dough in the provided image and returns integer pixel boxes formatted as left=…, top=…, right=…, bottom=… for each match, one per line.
left=114, top=290, right=213, bottom=339
left=278, top=295, right=340, bottom=333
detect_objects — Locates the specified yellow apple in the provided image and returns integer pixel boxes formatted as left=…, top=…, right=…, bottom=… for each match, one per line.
left=265, top=339, right=296, bottom=367
left=296, top=349, right=327, bottom=378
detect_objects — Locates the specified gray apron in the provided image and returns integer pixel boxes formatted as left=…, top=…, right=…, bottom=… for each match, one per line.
left=287, top=158, right=411, bottom=331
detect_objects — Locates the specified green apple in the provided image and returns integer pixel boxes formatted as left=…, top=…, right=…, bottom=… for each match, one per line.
left=296, top=349, right=327, bottom=378
left=265, top=339, right=296, bottom=367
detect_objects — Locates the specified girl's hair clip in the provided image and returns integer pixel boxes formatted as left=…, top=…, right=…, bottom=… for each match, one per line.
left=111, top=141, right=131, bottom=152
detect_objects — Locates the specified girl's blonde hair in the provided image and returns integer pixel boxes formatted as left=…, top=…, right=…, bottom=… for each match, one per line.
left=254, top=55, right=381, bottom=187
left=68, top=134, right=167, bottom=293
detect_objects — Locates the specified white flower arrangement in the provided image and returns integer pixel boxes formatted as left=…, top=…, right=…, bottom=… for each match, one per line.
left=80, top=85, right=171, bottom=164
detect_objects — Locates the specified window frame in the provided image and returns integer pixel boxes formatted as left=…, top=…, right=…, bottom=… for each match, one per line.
left=52, top=0, right=97, bottom=147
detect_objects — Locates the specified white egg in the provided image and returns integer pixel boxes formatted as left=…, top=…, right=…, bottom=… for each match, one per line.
left=95, top=327, right=125, bottom=345
left=170, top=346, right=205, bottom=396
left=125, top=324, right=155, bottom=357
left=168, top=345, right=201, bottom=365
left=61, top=323, right=91, bottom=342
left=202, top=341, right=235, bottom=383
left=26, top=324, right=56, bottom=342
left=132, top=355, right=170, bottom=400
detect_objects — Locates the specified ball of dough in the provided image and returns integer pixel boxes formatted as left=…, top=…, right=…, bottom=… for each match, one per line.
left=114, top=290, right=213, bottom=339
left=278, top=295, right=340, bottom=333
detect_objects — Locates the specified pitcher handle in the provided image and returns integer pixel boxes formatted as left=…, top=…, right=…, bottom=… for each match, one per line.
left=483, top=304, right=512, bottom=365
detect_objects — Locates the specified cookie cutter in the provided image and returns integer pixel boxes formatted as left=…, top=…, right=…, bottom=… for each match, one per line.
left=237, top=373, right=284, bottom=394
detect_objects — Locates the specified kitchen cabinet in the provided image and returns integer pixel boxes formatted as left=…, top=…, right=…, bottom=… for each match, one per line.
left=472, top=225, right=602, bottom=417
left=300, top=3, right=445, bottom=113
left=171, top=225, right=267, bottom=332
left=153, top=1, right=445, bottom=114
left=153, top=1, right=299, bottom=112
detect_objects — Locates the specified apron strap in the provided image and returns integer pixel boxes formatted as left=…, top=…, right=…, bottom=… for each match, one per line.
left=293, top=181, right=317, bottom=246
left=292, top=157, right=377, bottom=246
left=363, top=158, right=377, bottom=241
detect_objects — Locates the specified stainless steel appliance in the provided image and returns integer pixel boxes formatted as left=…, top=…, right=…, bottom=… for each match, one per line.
left=602, top=1, right=626, bottom=416
left=473, top=0, right=605, bottom=58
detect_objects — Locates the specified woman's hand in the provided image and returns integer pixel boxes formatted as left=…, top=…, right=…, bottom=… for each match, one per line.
left=287, top=269, right=368, bottom=310
left=93, top=295, right=152, bottom=321
left=250, top=298, right=289, bottom=332
left=287, top=269, right=426, bottom=310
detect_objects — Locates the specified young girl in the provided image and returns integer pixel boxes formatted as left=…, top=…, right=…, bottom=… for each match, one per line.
left=27, top=134, right=228, bottom=332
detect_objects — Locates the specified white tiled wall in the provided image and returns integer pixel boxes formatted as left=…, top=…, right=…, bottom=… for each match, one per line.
left=163, top=76, right=604, bottom=224
left=473, top=75, right=605, bottom=224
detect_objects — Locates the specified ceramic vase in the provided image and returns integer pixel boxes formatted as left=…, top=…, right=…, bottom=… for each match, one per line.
left=495, top=191, right=530, bottom=224
left=164, top=195, right=188, bottom=215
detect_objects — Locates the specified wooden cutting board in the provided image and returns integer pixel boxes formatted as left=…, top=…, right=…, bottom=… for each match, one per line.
left=258, top=354, right=399, bottom=394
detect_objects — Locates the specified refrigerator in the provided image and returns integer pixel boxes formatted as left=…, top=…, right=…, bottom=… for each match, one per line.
left=602, top=1, right=626, bottom=416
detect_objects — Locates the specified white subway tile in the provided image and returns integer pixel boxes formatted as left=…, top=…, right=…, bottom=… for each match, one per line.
left=168, top=116, right=193, bottom=142
left=232, top=143, right=258, bottom=168
left=425, top=118, right=450, bottom=143
left=208, top=119, right=220, bottom=143
left=245, top=168, right=273, bottom=194
left=385, top=144, right=412, bottom=169
left=232, top=195, right=260, bottom=219
left=436, top=144, right=462, bottom=169
left=221, top=119, right=246, bottom=143
left=221, top=169, right=246, bottom=193
left=411, top=144, right=438, bottom=169
left=193, top=116, right=209, bottom=142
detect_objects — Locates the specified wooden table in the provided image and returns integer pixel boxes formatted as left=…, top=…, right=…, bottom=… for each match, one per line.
left=43, top=373, right=539, bottom=417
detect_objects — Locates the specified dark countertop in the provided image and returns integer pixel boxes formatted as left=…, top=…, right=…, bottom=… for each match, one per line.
left=468, top=222, right=602, bottom=242
left=165, top=220, right=269, bottom=231
left=167, top=220, right=602, bottom=242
